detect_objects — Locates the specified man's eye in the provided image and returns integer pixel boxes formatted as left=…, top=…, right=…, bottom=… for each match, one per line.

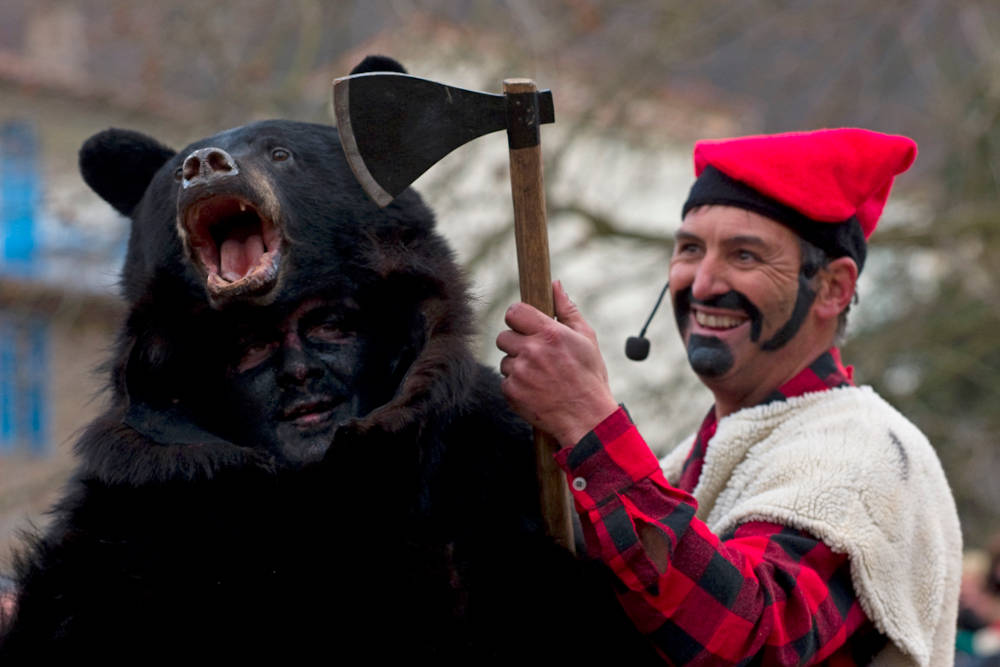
left=736, top=249, right=759, bottom=263
left=307, top=323, right=353, bottom=344
left=676, top=243, right=700, bottom=255
left=235, top=340, right=277, bottom=373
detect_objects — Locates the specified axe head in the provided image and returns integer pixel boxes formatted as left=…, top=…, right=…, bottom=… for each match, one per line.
left=333, top=72, right=554, bottom=207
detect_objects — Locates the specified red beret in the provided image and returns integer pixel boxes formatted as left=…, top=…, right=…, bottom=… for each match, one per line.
left=689, top=128, right=917, bottom=239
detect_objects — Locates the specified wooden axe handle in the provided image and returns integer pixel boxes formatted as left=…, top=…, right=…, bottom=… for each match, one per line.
left=503, top=78, right=575, bottom=553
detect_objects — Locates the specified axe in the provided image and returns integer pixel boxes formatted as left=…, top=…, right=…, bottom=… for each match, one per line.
left=332, top=71, right=574, bottom=552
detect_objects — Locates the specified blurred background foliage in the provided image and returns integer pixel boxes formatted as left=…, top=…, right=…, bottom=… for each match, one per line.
left=0, top=0, right=997, bottom=549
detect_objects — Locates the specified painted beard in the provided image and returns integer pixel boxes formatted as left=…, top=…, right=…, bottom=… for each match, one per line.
left=686, top=333, right=734, bottom=377
left=673, top=274, right=818, bottom=378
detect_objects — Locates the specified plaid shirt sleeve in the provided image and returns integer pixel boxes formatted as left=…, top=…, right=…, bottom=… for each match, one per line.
left=555, top=407, right=880, bottom=666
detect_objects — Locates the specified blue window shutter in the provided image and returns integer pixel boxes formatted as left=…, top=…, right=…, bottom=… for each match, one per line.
left=0, top=120, right=39, bottom=272
left=0, top=120, right=49, bottom=454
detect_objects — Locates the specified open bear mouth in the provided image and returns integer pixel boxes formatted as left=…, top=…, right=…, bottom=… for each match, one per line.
left=181, top=194, right=283, bottom=301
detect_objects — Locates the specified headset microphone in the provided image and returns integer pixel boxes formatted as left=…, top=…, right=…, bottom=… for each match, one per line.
left=625, top=280, right=670, bottom=361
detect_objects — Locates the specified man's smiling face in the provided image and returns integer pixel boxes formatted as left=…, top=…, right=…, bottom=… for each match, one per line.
left=669, top=205, right=820, bottom=403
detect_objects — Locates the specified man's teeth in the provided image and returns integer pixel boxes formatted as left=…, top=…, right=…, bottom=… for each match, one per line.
left=694, top=311, right=745, bottom=329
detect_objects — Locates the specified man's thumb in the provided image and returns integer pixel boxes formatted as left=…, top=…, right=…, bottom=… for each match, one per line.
left=553, top=281, right=586, bottom=331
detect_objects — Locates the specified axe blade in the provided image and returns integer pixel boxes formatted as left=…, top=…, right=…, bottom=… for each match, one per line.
left=333, top=72, right=554, bottom=207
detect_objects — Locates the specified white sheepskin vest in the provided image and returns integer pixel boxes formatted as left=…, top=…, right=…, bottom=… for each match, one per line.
left=659, top=386, right=961, bottom=667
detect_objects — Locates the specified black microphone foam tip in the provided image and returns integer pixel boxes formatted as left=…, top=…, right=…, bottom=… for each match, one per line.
left=625, top=336, right=650, bottom=361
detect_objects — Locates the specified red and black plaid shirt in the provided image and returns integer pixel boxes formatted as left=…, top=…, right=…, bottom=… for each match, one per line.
left=556, top=349, right=887, bottom=665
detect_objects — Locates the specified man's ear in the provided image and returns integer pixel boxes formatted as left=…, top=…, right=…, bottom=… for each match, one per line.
left=813, top=256, right=858, bottom=322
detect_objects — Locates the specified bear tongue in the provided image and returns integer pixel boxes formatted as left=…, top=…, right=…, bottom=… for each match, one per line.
left=220, top=233, right=265, bottom=282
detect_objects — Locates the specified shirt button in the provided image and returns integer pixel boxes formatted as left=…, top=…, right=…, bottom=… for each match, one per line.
left=572, top=477, right=587, bottom=491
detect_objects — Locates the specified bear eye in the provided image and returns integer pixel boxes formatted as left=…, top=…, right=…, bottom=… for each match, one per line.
left=271, top=148, right=291, bottom=162
left=173, top=167, right=183, bottom=182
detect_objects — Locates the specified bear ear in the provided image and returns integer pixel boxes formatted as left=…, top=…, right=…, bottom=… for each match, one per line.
left=79, top=128, right=176, bottom=217
left=349, top=55, right=407, bottom=75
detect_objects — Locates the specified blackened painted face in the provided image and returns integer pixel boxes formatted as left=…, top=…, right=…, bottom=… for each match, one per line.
left=212, top=298, right=397, bottom=465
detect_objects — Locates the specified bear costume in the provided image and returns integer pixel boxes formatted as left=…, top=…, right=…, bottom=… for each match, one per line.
left=0, top=58, right=658, bottom=664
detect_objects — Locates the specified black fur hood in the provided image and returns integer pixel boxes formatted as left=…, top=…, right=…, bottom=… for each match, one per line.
left=76, top=121, right=487, bottom=486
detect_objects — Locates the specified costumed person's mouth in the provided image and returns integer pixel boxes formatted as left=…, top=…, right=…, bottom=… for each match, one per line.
left=280, top=397, right=340, bottom=427
left=675, top=288, right=763, bottom=339
left=692, top=309, right=749, bottom=331
left=674, top=288, right=764, bottom=378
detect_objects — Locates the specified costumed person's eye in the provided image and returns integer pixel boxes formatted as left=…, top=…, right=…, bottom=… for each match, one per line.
left=306, top=322, right=353, bottom=344
left=234, top=340, right=278, bottom=373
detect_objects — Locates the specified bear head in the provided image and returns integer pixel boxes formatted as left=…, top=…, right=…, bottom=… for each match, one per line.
left=79, top=55, right=417, bottom=310
left=77, top=57, right=482, bottom=471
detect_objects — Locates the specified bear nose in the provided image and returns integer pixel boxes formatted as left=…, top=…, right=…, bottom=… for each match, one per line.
left=181, top=147, right=239, bottom=188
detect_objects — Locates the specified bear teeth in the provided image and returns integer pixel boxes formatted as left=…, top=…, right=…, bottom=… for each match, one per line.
left=181, top=193, right=284, bottom=301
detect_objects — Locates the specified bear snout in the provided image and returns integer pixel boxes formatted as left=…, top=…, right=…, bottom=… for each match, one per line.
left=181, top=147, right=240, bottom=189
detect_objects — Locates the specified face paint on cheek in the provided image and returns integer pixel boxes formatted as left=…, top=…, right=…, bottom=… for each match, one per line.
left=216, top=363, right=286, bottom=452
left=760, top=272, right=818, bottom=351
left=686, top=334, right=735, bottom=377
left=672, top=286, right=691, bottom=335
left=713, top=291, right=763, bottom=342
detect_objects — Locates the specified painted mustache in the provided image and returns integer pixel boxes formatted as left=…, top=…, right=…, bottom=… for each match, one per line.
left=672, top=274, right=817, bottom=353
left=673, top=287, right=764, bottom=342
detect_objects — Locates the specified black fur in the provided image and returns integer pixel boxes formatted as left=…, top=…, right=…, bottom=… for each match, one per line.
left=350, top=54, right=409, bottom=75
left=79, top=129, right=176, bottom=217
left=1, top=60, right=659, bottom=663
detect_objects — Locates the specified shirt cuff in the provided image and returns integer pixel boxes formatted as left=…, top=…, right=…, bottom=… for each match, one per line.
left=554, top=406, right=663, bottom=512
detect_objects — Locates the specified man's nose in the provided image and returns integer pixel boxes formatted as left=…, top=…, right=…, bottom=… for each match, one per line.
left=689, top=252, right=730, bottom=302
left=277, top=346, right=323, bottom=385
